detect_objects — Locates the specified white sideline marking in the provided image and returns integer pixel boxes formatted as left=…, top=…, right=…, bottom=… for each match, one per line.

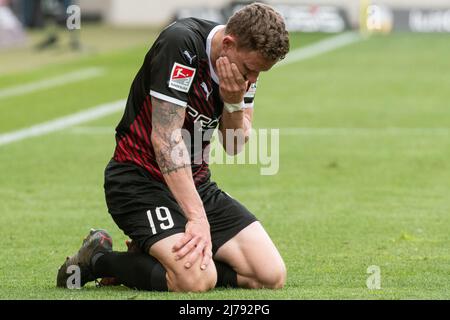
left=0, top=67, right=106, bottom=100
left=64, top=126, right=450, bottom=136
left=276, top=32, right=361, bottom=67
left=0, top=99, right=125, bottom=146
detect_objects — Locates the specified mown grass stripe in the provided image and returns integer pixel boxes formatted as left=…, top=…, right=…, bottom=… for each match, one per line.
left=0, top=99, right=125, bottom=146
left=0, top=67, right=106, bottom=101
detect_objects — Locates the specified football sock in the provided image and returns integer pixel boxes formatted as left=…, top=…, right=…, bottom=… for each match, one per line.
left=92, top=252, right=168, bottom=291
left=91, top=252, right=238, bottom=290
left=214, top=260, right=238, bottom=288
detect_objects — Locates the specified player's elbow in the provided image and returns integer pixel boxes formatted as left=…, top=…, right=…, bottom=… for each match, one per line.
left=224, top=146, right=239, bottom=156
left=221, top=139, right=247, bottom=156
left=220, top=130, right=249, bottom=156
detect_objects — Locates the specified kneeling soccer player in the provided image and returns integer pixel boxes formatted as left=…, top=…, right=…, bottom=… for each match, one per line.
left=57, top=2, right=290, bottom=292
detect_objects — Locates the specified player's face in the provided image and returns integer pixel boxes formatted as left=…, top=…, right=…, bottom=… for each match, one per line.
left=221, top=36, right=276, bottom=84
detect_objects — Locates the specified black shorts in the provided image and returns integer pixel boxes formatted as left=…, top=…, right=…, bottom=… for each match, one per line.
left=104, top=159, right=257, bottom=254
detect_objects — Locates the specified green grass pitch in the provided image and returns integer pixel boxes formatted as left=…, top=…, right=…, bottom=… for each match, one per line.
left=0, top=30, right=449, bottom=299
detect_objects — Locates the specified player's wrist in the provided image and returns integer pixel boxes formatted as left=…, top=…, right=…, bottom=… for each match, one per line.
left=223, top=100, right=245, bottom=113
left=188, top=214, right=208, bottom=223
left=185, top=209, right=208, bottom=221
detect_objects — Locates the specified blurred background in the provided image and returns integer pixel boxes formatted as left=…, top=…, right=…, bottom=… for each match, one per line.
left=1, top=0, right=450, bottom=73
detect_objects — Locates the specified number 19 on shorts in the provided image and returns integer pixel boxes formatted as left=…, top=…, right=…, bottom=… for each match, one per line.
left=147, top=207, right=174, bottom=235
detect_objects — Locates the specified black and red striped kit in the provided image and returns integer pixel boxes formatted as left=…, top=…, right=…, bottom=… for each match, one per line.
left=104, top=18, right=258, bottom=254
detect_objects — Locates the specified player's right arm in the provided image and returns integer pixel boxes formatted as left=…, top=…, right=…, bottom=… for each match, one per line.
left=151, top=96, right=212, bottom=271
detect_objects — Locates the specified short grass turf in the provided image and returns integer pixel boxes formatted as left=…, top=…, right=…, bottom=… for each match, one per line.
left=0, top=31, right=449, bottom=299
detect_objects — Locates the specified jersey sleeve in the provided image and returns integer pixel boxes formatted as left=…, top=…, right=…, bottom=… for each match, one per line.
left=243, top=81, right=257, bottom=108
left=149, top=24, right=200, bottom=107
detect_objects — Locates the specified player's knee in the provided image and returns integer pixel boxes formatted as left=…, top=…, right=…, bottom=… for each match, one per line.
left=253, top=261, right=286, bottom=289
left=267, top=264, right=287, bottom=289
left=174, top=271, right=216, bottom=293
left=168, top=266, right=217, bottom=293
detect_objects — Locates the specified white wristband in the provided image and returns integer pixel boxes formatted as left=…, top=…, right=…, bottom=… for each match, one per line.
left=223, top=101, right=245, bottom=113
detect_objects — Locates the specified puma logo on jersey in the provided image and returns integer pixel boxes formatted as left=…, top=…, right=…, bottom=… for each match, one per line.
left=200, top=82, right=213, bottom=100
left=183, top=50, right=197, bottom=65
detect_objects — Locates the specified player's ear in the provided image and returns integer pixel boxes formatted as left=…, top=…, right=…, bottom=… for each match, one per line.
left=222, top=35, right=237, bottom=52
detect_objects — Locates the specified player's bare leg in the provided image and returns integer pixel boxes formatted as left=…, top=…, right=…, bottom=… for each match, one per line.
left=149, top=233, right=217, bottom=292
left=214, top=221, right=286, bottom=289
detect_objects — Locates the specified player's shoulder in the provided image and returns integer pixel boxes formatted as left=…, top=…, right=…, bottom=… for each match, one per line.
left=158, top=18, right=219, bottom=50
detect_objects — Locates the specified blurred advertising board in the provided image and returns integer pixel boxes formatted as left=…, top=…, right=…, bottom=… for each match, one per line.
left=394, top=8, right=450, bottom=32
left=364, top=4, right=450, bottom=33
left=174, top=2, right=350, bottom=33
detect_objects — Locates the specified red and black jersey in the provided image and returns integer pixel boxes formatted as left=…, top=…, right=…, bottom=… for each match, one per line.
left=113, top=18, right=256, bottom=186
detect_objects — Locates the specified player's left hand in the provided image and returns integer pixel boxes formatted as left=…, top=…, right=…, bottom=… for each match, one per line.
left=216, top=56, right=248, bottom=104
left=172, top=216, right=213, bottom=270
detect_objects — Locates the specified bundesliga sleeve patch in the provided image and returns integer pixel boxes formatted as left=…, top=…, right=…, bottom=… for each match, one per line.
left=168, top=62, right=196, bottom=93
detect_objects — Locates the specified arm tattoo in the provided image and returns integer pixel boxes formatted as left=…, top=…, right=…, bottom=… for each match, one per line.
left=151, top=97, right=191, bottom=175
